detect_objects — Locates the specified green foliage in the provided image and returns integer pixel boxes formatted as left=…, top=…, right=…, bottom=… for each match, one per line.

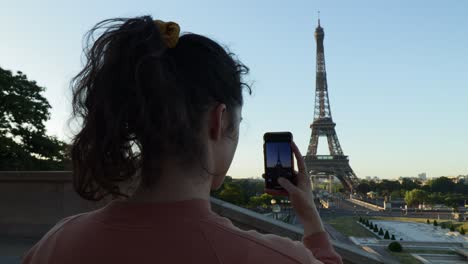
left=391, top=234, right=396, bottom=240
left=440, top=222, right=447, bottom=229
left=390, top=189, right=402, bottom=199
left=379, top=228, right=384, bottom=235
left=454, top=181, right=468, bottom=194
left=460, top=227, right=465, bottom=235
left=449, top=224, right=455, bottom=232
left=0, top=67, right=69, bottom=170
left=212, top=177, right=283, bottom=208
left=216, top=182, right=244, bottom=205
left=248, top=193, right=273, bottom=208
left=376, top=179, right=401, bottom=197
left=358, top=177, right=467, bottom=207
left=404, top=189, right=427, bottom=207
left=365, top=219, right=369, bottom=226
left=427, top=177, right=455, bottom=193
left=443, top=193, right=464, bottom=210
left=373, top=225, right=378, bottom=232
left=359, top=216, right=363, bottom=223
left=356, top=183, right=371, bottom=195
left=369, top=222, right=374, bottom=229
left=426, top=219, right=430, bottom=224
left=388, top=242, right=402, bottom=252
left=426, top=192, right=443, bottom=205
left=433, top=220, right=438, bottom=226
left=400, top=178, right=420, bottom=192
left=384, top=230, right=390, bottom=239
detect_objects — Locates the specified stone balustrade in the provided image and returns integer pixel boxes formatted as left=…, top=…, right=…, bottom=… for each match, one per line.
left=0, top=171, right=385, bottom=264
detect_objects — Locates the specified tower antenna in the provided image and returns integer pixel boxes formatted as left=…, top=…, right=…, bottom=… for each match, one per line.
left=318, top=11, right=320, bottom=26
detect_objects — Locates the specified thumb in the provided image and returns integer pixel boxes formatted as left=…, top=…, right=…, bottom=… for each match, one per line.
left=278, top=178, right=297, bottom=194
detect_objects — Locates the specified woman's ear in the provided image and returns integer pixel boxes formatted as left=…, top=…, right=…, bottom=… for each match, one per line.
left=209, top=103, right=227, bottom=140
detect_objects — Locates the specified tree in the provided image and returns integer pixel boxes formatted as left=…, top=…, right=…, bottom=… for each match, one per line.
left=217, top=182, right=244, bottom=205
left=433, top=220, right=438, bottom=226
left=443, top=193, right=464, bottom=210
left=376, top=180, right=401, bottom=196
left=454, top=181, right=468, bottom=194
left=378, top=228, right=384, bottom=236
left=368, top=180, right=377, bottom=192
left=384, top=230, right=390, bottom=239
left=449, top=224, right=455, bottom=232
left=248, top=193, right=273, bottom=208
left=404, top=189, right=427, bottom=207
left=428, top=177, right=455, bottom=193
left=390, top=190, right=402, bottom=199
left=388, top=242, right=402, bottom=252
left=427, top=192, right=444, bottom=206
left=400, top=178, right=419, bottom=191
left=0, top=67, right=69, bottom=170
left=356, top=183, right=371, bottom=195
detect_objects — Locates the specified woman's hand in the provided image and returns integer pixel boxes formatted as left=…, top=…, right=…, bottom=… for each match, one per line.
left=278, top=141, right=325, bottom=236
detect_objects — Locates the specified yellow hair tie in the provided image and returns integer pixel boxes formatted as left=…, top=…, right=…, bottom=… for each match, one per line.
left=154, top=20, right=180, bottom=48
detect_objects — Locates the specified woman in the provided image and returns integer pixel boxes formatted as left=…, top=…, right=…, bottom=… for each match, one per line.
left=23, top=16, right=342, bottom=264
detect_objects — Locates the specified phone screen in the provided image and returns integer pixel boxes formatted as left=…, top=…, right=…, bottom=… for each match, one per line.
left=265, top=142, right=293, bottom=178
left=263, top=132, right=294, bottom=190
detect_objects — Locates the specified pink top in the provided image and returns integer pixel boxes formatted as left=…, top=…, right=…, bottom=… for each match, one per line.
left=22, top=199, right=342, bottom=264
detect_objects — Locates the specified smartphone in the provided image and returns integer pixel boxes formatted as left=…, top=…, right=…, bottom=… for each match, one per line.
left=263, top=132, right=295, bottom=193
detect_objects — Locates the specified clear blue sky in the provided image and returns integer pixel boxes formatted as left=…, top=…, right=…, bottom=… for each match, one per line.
left=1, top=0, right=467, bottom=179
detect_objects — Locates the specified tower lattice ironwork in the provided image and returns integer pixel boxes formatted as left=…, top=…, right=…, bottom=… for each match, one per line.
left=304, top=19, right=359, bottom=192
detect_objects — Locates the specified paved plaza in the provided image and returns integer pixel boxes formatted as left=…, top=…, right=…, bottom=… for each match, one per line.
left=373, top=220, right=468, bottom=242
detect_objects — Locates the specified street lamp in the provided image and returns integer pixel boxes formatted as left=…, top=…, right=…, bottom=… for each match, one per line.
left=271, top=199, right=280, bottom=220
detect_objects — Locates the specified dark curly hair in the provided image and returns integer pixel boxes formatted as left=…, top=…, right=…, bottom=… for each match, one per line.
left=71, top=16, right=251, bottom=201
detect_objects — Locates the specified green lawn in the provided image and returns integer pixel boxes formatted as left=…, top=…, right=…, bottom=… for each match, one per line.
left=322, top=216, right=378, bottom=237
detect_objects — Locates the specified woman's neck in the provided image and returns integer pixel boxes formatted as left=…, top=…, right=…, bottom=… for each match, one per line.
left=126, top=171, right=212, bottom=203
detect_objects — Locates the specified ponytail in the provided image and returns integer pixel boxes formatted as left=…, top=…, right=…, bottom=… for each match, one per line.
left=71, top=15, right=250, bottom=201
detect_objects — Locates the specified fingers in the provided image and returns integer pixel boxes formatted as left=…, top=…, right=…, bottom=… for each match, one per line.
left=291, top=141, right=306, bottom=174
left=278, top=177, right=298, bottom=195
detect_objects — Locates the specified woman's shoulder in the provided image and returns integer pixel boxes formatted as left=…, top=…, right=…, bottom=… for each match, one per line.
left=199, top=215, right=318, bottom=264
left=22, top=213, right=90, bottom=263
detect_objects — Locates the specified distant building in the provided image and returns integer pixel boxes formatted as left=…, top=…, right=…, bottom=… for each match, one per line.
left=418, top=172, right=427, bottom=181
left=463, top=175, right=468, bottom=185
left=450, top=175, right=468, bottom=184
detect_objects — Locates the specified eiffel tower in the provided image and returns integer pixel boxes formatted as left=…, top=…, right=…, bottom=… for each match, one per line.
left=304, top=18, right=359, bottom=192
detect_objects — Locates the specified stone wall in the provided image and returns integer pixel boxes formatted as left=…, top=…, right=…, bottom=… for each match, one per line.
left=0, top=171, right=384, bottom=264
left=0, top=171, right=106, bottom=238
